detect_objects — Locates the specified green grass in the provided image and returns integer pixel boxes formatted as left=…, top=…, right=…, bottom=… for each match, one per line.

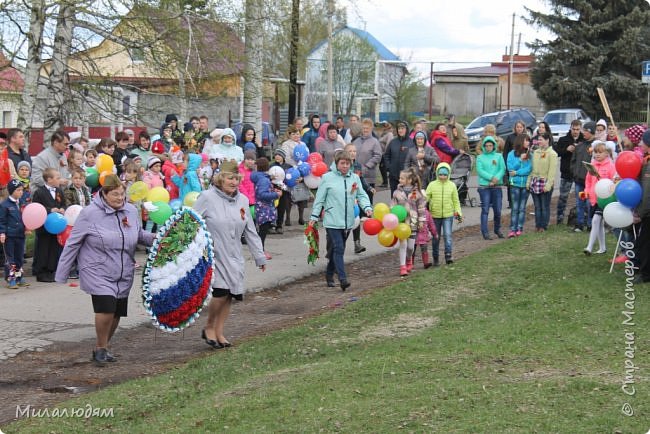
left=8, top=228, right=649, bottom=432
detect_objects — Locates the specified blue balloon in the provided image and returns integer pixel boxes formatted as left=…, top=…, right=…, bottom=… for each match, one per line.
left=169, top=198, right=183, bottom=212
left=293, top=144, right=309, bottom=163
left=285, top=167, right=300, bottom=188
left=44, top=212, right=67, bottom=235
left=297, top=162, right=311, bottom=177
left=354, top=203, right=360, bottom=218
left=615, top=178, right=643, bottom=208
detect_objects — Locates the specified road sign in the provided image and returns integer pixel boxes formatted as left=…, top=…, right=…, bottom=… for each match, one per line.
left=642, top=61, right=650, bottom=84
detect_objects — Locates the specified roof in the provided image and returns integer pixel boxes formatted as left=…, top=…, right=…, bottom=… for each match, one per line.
left=309, top=26, right=400, bottom=61
left=435, top=65, right=531, bottom=76
left=0, top=54, right=24, bottom=93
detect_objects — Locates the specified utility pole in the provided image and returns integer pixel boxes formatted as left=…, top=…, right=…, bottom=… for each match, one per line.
left=428, top=62, right=434, bottom=119
left=326, top=0, right=334, bottom=121
left=288, top=0, right=300, bottom=125
left=507, top=12, right=515, bottom=110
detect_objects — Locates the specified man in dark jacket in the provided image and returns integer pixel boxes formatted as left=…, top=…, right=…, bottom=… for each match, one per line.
left=553, top=120, right=583, bottom=224
left=303, top=114, right=321, bottom=153
left=383, top=121, right=414, bottom=195
left=570, top=121, right=596, bottom=232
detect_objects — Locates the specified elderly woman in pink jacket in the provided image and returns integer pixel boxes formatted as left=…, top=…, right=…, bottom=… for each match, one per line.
left=56, top=174, right=154, bottom=365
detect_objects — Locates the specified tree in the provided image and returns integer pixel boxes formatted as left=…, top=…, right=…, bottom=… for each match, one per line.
left=381, top=65, right=424, bottom=118
left=525, top=0, right=650, bottom=115
left=243, top=0, right=264, bottom=135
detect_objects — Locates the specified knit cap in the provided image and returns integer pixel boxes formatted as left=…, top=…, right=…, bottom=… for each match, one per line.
left=273, top=148, right=286, bottom=160
left=244, top=142, right=256, bottom=152
left=16, top=161, right=31, bottom=172
left=147, top=156, right=162, bottom=169
left=7, top=179, right=22, bottom=195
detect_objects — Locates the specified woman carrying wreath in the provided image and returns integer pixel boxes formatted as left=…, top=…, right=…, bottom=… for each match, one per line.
left=55, top=174, right=155, bottom=365
left=193, top=161, right=267, bottom=349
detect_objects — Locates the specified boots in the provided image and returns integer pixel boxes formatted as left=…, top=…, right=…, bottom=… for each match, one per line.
left=445, top=254, right=453, bottom=265
left=406, top=258, right=413, bottom=272
left=422, top=251, right=432, bottom=269
left=354, top=240, right=366, bottom=254
left=400, top=265, right=408, bottom=276
left=433, top=256, right=440, bottom=267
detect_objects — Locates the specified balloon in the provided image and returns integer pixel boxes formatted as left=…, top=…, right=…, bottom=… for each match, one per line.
left=85, top=167, right=99, bottom=188
left=63, top=205, right=83, bottom=226
left=594, top=179, right=615, bottom=199
left=389, top=236, right=399, bottom=247
left=183, top=191, right=200, bottom=207
left=303, top=174, right=321, bottom=189
left=394, top=222, right=412, bottom=240
left=377, top=228, right=396, bottom=247
left=293, top=144, right=309, bottom=162
left=597, top=193, right=617, bottom=209
left=307, top=152, right=323, bottom=165
left=603, top=202, right=634, bottom=228
left=354, top=203, right=360, bottom=218
left=382, top=213, right=399, bottom=230
left=615, top=178, right=643, bottom=208
left=268, top=166, right=285, bottom=181
left=44, top=212, right=67, bottom=235
left=149, top=201, right=173, bottom=225
left=128, top=181, right=149, bottom=201
left=297, top=162, right=311, bottom=177
left=96, top=154, right=114, bottom=174
left=147, top=186, right=170, bottom=203
left=391, top=205, right=408, bottom=223
left=285, top=167, right=300, bottom=188
left=249, top=204, right=256, bottom=220
left=57, top=225, right=73, bottom=246
left=311, top=162, right=328, bottom=177
left=353, top=216, right=361, bottom=230
left=373, top=203, right=391, bottom=221
left=362, top=218, right=383, bottom=236
left=99, top=170, right=112, bottom=186
left=615, top=151, right=643, bottom=179
left=169, top=198, right=182, bottom=212
left=22, top=203, right=47, bottom=230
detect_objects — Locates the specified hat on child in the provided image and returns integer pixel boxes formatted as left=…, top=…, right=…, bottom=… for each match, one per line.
left=625, top=124, right=647, bottom=145
left=151, top=141, right=165, bottom=154
left=7, top=179, right=22, bottom=195
left=596, top=119, right=607, bottom=128
left=273, top=148, right=286, bottom=160
left=244, top=150, right=257, bottom=161
left=437, top=167, right=449, bottom=176
left=16, top=161, right=31, bottom=172
left=244, top=142, right=256, bottom=152
left=147, top=156, right=162, bottom=169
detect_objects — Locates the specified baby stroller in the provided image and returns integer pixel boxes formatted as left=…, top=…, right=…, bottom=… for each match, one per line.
left=450, top=153, right=476, bottom=207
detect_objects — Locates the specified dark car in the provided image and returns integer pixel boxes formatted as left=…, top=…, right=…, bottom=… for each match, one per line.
left=465, top=108, right=538, bottom=152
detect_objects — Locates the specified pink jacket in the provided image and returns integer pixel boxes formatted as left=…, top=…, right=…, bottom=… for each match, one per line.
left=143, top=169, right=164, bottom=189
left=238, top=162, right=255, bottom=205
left=416, top=209, right=438, bottom=245
left=585, top=157, right=617, bottom=206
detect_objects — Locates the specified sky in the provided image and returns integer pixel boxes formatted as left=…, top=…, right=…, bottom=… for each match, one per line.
left=346, top=0, right=553, bottom=77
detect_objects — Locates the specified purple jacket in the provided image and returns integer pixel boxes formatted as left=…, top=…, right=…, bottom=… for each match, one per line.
left=55, top=194, right=154, bottom=298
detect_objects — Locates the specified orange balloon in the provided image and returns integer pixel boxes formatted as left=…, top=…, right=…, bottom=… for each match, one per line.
left=99, top=170, right=112, bottom=186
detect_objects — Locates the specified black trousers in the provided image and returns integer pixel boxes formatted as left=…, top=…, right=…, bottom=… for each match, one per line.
left=635, top=216, right=650, bottom=280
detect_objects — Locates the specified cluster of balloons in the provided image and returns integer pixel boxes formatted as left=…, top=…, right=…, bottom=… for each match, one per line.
left=361, top=202, right=411, bottom=247
left=22, top=203, right=84, bottom=246
left=274, top=144, right=328, bottom=190
left=128, top=182, right=199, bottom=225
left=84, top=154, right=116, bottom=188
left=596, top=151, right=643, bottom=228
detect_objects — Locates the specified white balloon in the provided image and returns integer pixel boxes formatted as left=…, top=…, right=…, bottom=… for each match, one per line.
left=268, top=165, right=285, bottom=182
left=303, top=174, right=322, bottom=189
left=603, top=202, right=634, bottom=228
left=595, top=178, right=615, bottom=199
left=64, top=205, right=83, bottom=226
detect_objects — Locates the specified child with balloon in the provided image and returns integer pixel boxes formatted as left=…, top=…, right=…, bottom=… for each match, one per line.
left=391, top=167, right=427, bottom=276
left=0, top=179, right=30, bottom=288
left=582, top=142, right=617, bottom=255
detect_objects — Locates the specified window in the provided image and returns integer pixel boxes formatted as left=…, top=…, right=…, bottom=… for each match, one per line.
left=122, top=96, right=131, bottom=116
left=2, top=111, right=12, bottom=128
left=129, top=47, right=145, bottom=63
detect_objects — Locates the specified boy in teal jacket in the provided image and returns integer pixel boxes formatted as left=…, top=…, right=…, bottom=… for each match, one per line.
left=425, top=162, right=462, bottom=265
left=476, top=136, right=506, bottom=239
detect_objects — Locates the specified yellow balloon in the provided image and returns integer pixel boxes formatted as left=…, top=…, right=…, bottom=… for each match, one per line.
left=394, top=222, right=412, bottom=240
left=373, top=202, right=390, bottom=221
left=96, top=154, right=115, bottom=174
left=377, top=228, right=396, bottom=247
left=128, top=181, right=149, bottom=202
left=147, top=186, right=170, bottom=203
left=274, top=199, right=279, bottom=207
left=183, top=191, right=200, bottom=207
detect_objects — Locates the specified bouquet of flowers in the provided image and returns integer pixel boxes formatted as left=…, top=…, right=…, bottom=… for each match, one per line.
left=304, top=222, right=319, bottom=265
left=142, top=207, right=214, bottom=332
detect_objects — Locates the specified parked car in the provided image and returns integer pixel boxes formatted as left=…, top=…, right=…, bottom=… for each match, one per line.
left=465, top=108, right=538, bottom=152
left=539, top=108, right=592, bottom=142
left=230, top=121, right=277, bottom=158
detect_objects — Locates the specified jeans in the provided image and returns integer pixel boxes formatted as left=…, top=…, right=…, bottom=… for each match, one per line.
left=556, top=178, right=573, bottom=222
left=531, top=190, right=552, bottom=229
left=326, top=228, right=350, bottom=282
left=574, top=182, right=591, bottom=227
left=509, top=186, right=529, bottom=231
left=478, top=187, right=502, bottom=236
left=3, top=236, right=25, bottom=278
left=432, top=217, right=453, bottom=258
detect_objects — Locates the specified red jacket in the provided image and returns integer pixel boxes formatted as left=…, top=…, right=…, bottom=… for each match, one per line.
left=430, top=130, right=459, bottom=165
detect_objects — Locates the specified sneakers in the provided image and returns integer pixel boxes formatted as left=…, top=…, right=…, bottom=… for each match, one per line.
left=515, top=230, right=522, bottom=237
left=69, top=271, right=79, bottom=279
left=354, top=240, right=366, bottom=254
left=595, top=249, right=607, bottom=254
left=17, top=278, right=30, bottom=287
left=583, top=248, right=591, bottom=256
left=508, top=231, right=516, bottom=239
left=445, top=255, right=453, bottom=265
left=400, top=265, right=408, bottom=276
left=7, top=279, right=18, bottom=289
left=92, top=348, right=117, bottom=365
left=482, top=233, right=493, bottom=240
left=573, top=225, right=583, bottom=233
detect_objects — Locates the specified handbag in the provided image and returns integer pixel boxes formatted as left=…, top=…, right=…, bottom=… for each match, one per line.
left=291, top=182, right=311, bottom=202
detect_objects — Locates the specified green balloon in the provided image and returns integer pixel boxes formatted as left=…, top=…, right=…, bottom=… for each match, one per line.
left=249, top=205, right=256, bottom=220
left=391, top=204, right=408, bottom=223
left=150, top=201, right=173, bottom=225
left=85, top=167, right=99, bottom=188
left=597, top=193, right=617, bottom=209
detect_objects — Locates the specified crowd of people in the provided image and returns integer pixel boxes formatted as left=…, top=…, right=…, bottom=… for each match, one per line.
left=4, top=111, right=650, bottom=363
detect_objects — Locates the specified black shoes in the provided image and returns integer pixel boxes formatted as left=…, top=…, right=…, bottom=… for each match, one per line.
left=326, top=277, right=336, bottom=287
left=201, top=329, right=223, bottom=349
left=340, top=280, right=351, bottom=291
left=69, top=271, right=79, bottom=279
left=445, top=255, right=453, bottom=265
left=482, top=233, right=493, bottom=240
left=36, top=273, right=55, bottom=282
left=495, top=232, right=505, bottom=239
left=92, top=348, right=116, bottom=365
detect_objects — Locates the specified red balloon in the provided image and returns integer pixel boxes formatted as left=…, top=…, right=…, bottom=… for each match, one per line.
left=307, top=152, right=323, bottom=165
left=57, top=225, right=73, bottom=247
left=615, top=151, right=643, bottom=179
left=362, top=218, right=383, bottom=236
left=311, top=162, right=328, bottom=177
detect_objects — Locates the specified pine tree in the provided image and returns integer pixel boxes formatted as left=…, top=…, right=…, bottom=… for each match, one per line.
left=525, top=0, right=650, bottom=115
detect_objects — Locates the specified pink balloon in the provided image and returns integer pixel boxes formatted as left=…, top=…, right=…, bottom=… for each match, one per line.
left=22, top=203, right=47, bottom=230
left=382, top=213, right=399, bottom=230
